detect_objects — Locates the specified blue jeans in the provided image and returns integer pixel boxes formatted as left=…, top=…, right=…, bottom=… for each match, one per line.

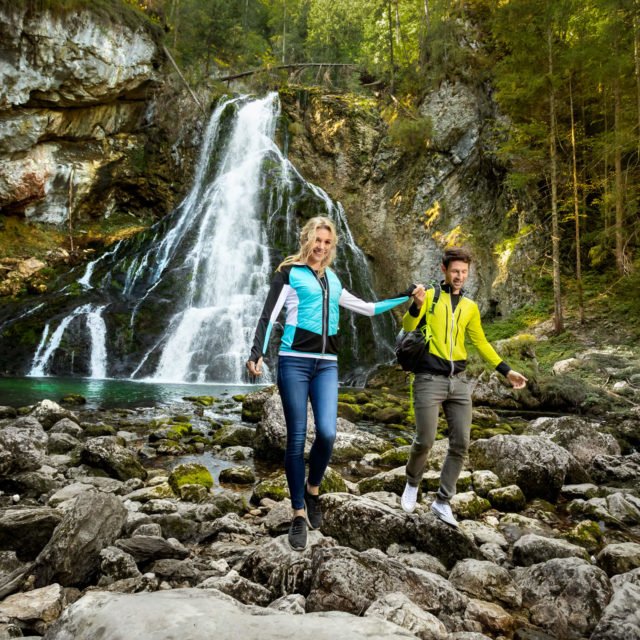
left=277, top=356, right=338, bottom=510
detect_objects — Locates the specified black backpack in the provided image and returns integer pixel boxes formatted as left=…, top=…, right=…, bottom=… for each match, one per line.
left=394, top=284, right=441, bottom=372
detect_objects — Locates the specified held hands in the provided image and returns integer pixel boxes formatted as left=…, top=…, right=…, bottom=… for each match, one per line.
left=411, top=284, right=426, bottom=308
left=507, top=370, right=528, bottom=389
left=246, top=357, right=263, bottom=377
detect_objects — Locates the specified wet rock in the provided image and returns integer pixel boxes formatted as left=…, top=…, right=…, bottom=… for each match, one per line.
left=469, top=435, right=580, bottom=500
left=28, top=401, right=77, bottom=431
left=0, top=408, right=17, bottom=420
left=0, top=418, right=47, bottom=476
left=596, top=542, right=640, bottom=577
left=217, top=446, right=253, bottom=461
left=364, top=591, right=448, bottom=639
left=448, top=559, right=522, bottom=608
left=241, top=386, right=277, bottom=423
left=212, top=425, right=255, bottom=448
left=42, top=588, right=417, bottom=639
left=33, top=492, right=127, bottom=588
left=0, top=507, right=63, bottom=561
left=219, top=466, right=255, bottom=485
left=80, top=437, right=147, bottom=481
left=513, top=557, right=612, bottom=638
left=306, top=546, right=468, bottom=616
left=590, top=582, right=640, bottom=640
left=0, top=583, right=71, bottom=635
left=512, top=533, right=590, bottom=567
left=46, top=433, right=80, bottom=455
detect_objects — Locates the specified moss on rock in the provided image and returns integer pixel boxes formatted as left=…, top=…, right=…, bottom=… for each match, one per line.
left=319, top=467, right=348, bottom=494
left=251, top=475, right=290, bottom=503
left=168, top=462, right=213, bottom=494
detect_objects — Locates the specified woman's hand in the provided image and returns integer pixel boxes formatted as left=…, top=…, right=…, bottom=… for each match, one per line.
left=246, top=357, right=263, bottom=377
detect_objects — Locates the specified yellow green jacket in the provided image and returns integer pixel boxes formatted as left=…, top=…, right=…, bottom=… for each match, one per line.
left=402, top=284, right=510, bottom=377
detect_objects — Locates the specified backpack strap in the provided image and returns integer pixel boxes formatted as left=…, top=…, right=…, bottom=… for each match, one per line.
left=428, top=283, right=441, bottom=314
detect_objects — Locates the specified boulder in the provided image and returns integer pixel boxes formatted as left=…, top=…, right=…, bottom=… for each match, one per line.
left=33, top=492, right=127, bottom=588
left=0, top=584, right=70, bottom=635
left=590, top=582, right=640, bottom=640
left=0, top=507, right=63, bottom=561
left=28, top=400, right=77, bottom=430
left=0, top=418, right=48, bottom=476
left=513, top=557, right=612, bottom=638
left=80, top=437, right=147, bottom=481
left=469, top=435, right=579, bottom=500
left=98, top=546, right=141, bottom=585
left=42, top=588, right=417, bottom=639
left=168, top=463, right=213, bottom=494
left=463, top=599, right=514, bottom=637
left=448, top=559, right=522, bottom=608
left=307, top=546, right=468, bottom=616
left=596, top=543, right=640, bottom=577
left=365, top=592, right=449, bottom=639
left=114, top=536, right=189, bottom=564
left=198, top=570, right=272, bottom=606
left=487, top=485, right=526, bottom=512
left=512, top=534, right=590, bottom=567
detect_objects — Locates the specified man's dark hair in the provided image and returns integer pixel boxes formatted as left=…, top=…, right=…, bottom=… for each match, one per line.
left=442, top=247, right=472, bottom=268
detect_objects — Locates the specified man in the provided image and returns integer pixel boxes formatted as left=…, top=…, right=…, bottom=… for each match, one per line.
left=401, top=247, right=527, bottom=526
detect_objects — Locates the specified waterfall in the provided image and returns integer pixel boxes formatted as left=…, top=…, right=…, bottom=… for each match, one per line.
left=29, top=304, right=107, bottom=378
left=16, top=93, right=397, bottom=384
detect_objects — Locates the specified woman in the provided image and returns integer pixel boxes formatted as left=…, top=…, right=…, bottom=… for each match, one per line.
left=247, top=216, right=415, bottom=550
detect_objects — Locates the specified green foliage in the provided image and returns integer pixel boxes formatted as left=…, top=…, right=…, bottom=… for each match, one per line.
left=388, top=115, right=433, bottom=153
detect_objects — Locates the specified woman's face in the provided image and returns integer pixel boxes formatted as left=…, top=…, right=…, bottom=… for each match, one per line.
left=307, top=227, right=334, bottom=268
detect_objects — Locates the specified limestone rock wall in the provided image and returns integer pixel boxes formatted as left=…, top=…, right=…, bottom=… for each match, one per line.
left=0, top=3, right=196, bottom=227
left=282, top=84, right=540, bottom=316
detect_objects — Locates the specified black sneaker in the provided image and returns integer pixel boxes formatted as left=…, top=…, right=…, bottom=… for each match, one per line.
left=304, top=488, right=322, bottom=530
left=288, top=516, right=308, bottom=550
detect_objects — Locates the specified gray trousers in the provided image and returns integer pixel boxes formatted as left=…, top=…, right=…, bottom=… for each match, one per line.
left=405, top=373, right=472, bottom=502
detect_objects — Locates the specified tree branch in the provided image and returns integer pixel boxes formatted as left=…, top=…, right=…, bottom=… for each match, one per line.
left=214, top=63, right=359, bottom=82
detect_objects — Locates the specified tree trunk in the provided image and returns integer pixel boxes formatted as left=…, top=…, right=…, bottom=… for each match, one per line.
left=548, top=28, right=564, bottom=333
left=603, top=87, right=610, bottom=238
left=282, top=1, right=287, bottom=64
left=614, top=77, right=625, bottom=274
left=569, top=76, right=584, bottom=324
left=387, top=1, right=395, bottom=92
left=635, top=8, right=640, bottom=156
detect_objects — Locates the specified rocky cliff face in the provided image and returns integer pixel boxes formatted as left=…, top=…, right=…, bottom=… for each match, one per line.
left=281, top=84, right=539, bottom=315
left=0, top=3, right=201, bottom=295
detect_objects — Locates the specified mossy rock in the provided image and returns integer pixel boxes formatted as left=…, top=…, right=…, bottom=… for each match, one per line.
left=241, top=386, right=277, bottom=423
left=470, top=425, right=513, bottom=440
left=171, top=415, right=191, bottom=424
left=212, top=425, right=255, bottom=447
left=358, top=467, right=406, bottom=496
left=319, top=467, right=348, bottom=494
left=60, top=393, right=86, bottom=405
left=487, top=484, right=526, bottom=512
left=338, top=393, right=358, bottom=404
left=168, top=462, right=214, bottom=494
left=232, top=394, right=245, bottom=402
left=219, top=466, right=256, bottom=484
left=360, top=402, right=383, bottom=419
left=83, top=423, right=117, bottom=437
left=450, top=491, right=491, bottom=520
left=337, top=402, right=363, bottom=422
left=183, top=396, right=217, bottom=407
left=373, top=406, right=406, bottom=424
left=562, top=519, right=603, bottom=553
left=178, top=484, right=210, bottom=503
left=379, top=446, right=411, bottom=467
left=251, top=475, right=290, bottom=503
left=153, top=439, right=187, bottom=455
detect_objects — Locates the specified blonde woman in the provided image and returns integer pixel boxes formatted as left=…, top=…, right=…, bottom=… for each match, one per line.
left=247, top=216, right=416, bottom=550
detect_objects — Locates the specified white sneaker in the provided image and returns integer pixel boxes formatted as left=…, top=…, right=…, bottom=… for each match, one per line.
left=431, top=499, right=459, bottom=528
left=401, top=483, right=419, bottom=513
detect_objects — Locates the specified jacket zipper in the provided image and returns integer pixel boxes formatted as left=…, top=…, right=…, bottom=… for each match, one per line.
left=448, top=296, right=455, bottom=376
left=310, top=266, right=329, bottom=354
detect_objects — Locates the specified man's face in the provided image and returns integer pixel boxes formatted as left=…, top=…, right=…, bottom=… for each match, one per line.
left=441, top=260, right=469, bottom=293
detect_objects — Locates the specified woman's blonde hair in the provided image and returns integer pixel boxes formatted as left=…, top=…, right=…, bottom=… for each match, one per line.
left=278, top=216, right=338, bottom=274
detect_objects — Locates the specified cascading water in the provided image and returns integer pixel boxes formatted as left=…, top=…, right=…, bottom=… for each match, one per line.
left=8, top=93, right=397, bottom=383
